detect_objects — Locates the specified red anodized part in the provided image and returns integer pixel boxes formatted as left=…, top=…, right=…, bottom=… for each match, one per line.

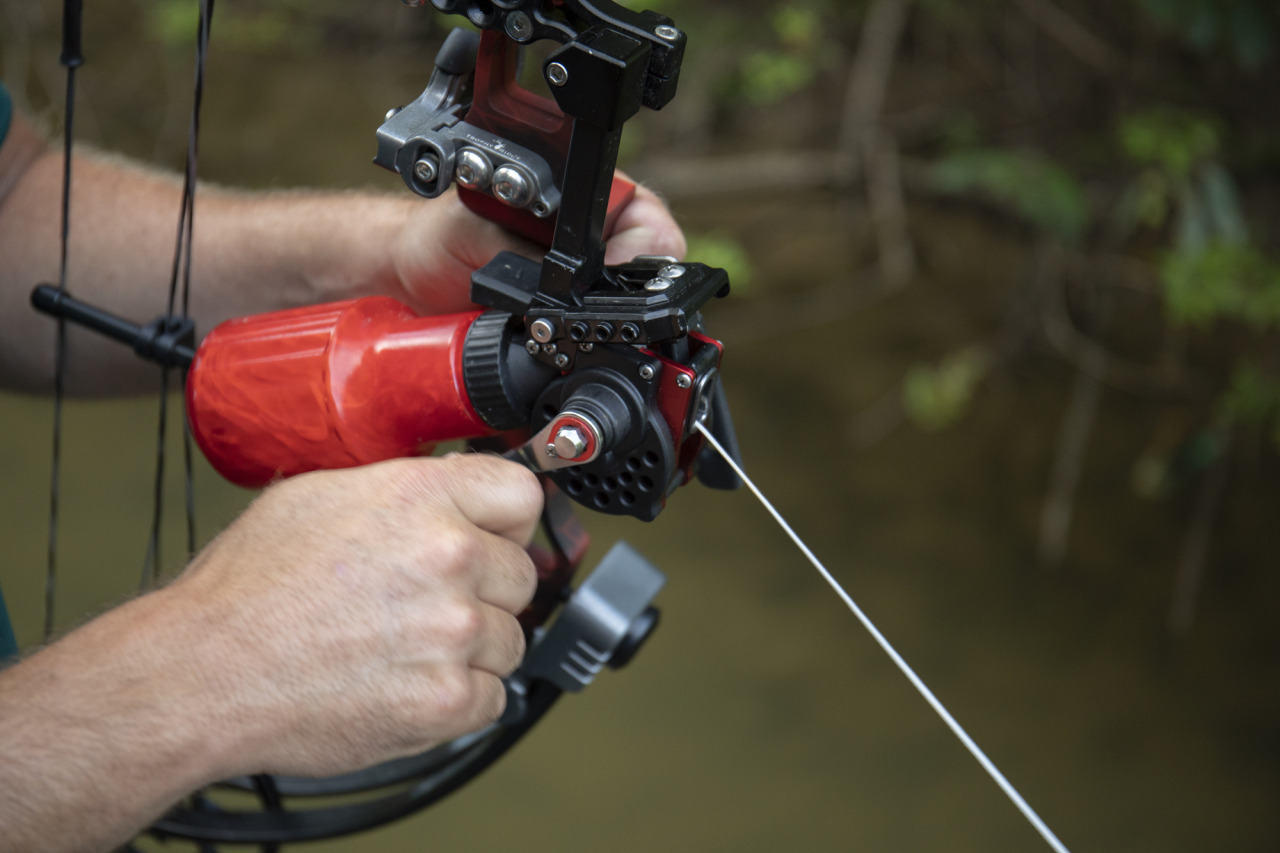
left=458, top=30, right=636, bottom=245
left=186, top=297, right=490, bottom=488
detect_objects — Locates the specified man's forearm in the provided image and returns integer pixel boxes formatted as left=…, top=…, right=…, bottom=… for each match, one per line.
left=0, top=588, right=240, bottom=853
left=0, top=123, right=418, bottom=394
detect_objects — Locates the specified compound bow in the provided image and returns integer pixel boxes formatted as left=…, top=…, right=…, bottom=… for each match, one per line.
left=30, top=0, right=741, bottom=846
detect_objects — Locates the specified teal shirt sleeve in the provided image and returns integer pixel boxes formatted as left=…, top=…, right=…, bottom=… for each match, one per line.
left=0, top=83, right=18, bottom=661
left=0, top=81, right=12, bottom=148
left=0, top=583, right=17, bottom=663
left=0, top=77, right=47, bottom=658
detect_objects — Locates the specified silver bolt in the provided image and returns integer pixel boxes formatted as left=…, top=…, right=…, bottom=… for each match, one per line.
left=505, top=10, right=533, bottom=40
left=412, top=157, right=438, bottom=184
left=676, top=373, right=693, bottom=389
left=530, top=318, right=555, bottom=343
left=639, top=364, right=655, bottom=380
left=542, top=343, right=557, bottom=355
left=525, top=339, right=540, bottom=355
left=547, top=62, right=570, bottom=87
left=644, top=276, right=673, bottom=292
left=553, top=425, right=589, bottom=460
left=492, top=165, right=534, bottom=207
left=554, top=353, right=570, bottom=369
left=579, top=342, right=594, bottom=352
left=660, top=264, right=686, bottom=279
left=544, top=442, right=559, bottom=458
left=455, top=148, right=492, bottom=190
left=384, top=106, right=401, bottom=121
left=654, top=24, right=680, bottom=41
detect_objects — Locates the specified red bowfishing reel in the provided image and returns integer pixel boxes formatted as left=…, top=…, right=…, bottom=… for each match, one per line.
left=186, top=19, right=738, bottom=521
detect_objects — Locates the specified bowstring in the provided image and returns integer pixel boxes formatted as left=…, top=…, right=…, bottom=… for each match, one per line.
left=142, top=0, right=213, bottom=589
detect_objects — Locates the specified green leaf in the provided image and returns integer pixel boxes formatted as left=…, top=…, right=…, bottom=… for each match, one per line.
left=902, top=347, right=991, bottom=431
left=1120, top=108, right=1220, bottom=180
left=1160, top=242, right=1280, bottom=329
left=684, top=232, right=755, bottom=293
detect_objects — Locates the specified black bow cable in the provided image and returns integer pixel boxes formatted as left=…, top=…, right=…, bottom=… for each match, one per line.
left=44, top=0, right=84, bottom=641
left=141, top=0, right=214, bottom=589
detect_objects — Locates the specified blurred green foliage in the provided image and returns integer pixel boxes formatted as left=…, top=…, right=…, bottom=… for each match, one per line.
left=903, top=347, right=992, bottom=432
left=931, top=148, right=1090, bottom=244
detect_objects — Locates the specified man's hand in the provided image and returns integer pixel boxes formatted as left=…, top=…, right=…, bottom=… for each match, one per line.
left=0, top=454, right=542, bottom=852
left=386, top=177, right=687, bottom=315
left=173, top=453, right=543, bottom=776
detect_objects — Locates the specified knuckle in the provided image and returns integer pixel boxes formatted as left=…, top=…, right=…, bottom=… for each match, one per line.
left=424, top=665, right=477, bottom=721
left=429, top=522, right=480, bottom=578
left=436, top=599, right=484, bottom=651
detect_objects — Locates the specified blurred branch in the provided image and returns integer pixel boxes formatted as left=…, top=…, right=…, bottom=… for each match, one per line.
left=1008, top=0, right=1116, bottom=74
left=867, top=132, right=916, bottom=285
left=1168, top=436, right=1231, bottom=635
left=837, top=0, right=913, bottom=178
left=1038, top=244, right=1209, bottom=401
left=1038, top=343, right=1107, bottom=570
left=633, top=150, right=933, bottom=199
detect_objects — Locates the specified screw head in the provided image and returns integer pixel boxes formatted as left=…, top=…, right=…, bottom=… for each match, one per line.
left=676, top=373, right=693, bottom=389
left=644, top=276, right=673, bottom=292
left=547, top=62, right=570, bottom=87
left=525, top=339, right=539, bottom=355
left=660, top=264, right=686, bottom=279
left=492, top=165, right=533, bottom=207
left=384, top=106, right=402, bottom=120
left=554, top=353, right=570, bottom=369
left=654, top=24, right=680, bottom=41
left=639, top=364, right=655, bottom=380
left=579, top=342, right=595, bottom=352
left=553, top=425, right=589, bottom=460
left=505, top=10, right=533, bottom=40
left=530, top=318, right=555, bottom=343
left=544, top=442, right=559, bottom=458
left=455, top=148, right=492, bottom=190
left=412, top=157, right=439, bottom=184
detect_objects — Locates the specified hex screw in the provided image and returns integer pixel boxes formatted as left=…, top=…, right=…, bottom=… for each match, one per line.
left=455, top=149, right=492, bottom=190
left=654, top=24, right=680, bottom=41
left=505, top=10, right=533, bottom=40
left=525, top=339, right=539, bottom=355
left=547, top=62, right=569, bottom=87
left=492, top=165, right=533, bottom=207
left=638, top=364, right=655, bottom=380
left=676, top=373, right=693, bottom=389
left=530, top=318, right=555, bottom=343
left=554, top=353, right=570, bottom=369
left=413, top=157, right=438, bottom=184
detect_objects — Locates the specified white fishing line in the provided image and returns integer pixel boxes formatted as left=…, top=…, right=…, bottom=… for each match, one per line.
left=695, top=421, right=1070, bottom=853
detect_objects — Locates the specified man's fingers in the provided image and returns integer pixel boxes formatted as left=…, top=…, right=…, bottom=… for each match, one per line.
left=467, top=603, right=528, bottom=678
left=603, top=182, right=686, bottom=265
left=469, top=532, right=539, bottom=614
left=434, top=454, right=545, bottom=545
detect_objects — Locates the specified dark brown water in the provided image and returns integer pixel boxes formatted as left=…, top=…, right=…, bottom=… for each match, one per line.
left=3, top=5, right=1278, bottom=851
